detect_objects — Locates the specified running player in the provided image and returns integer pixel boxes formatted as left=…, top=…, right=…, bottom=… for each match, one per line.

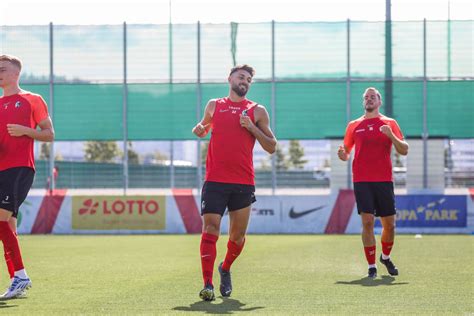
left=0, top=54, right=55, bottom=298
left=338, top=87, right=408, bottom=278
left=192, top=64, right=276, bottom=300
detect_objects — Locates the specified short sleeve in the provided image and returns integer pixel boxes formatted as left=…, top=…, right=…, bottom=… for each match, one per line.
left=32, top=95, right=50, bottom=125
left=343, top=122, right=356, bottom=153
left=389, top=120, right=404, bottom=140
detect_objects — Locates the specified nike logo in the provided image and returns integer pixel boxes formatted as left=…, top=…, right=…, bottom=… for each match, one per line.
left=289, top=205, right=326, bottom=219
left=201, top=255, right=211, bottom=258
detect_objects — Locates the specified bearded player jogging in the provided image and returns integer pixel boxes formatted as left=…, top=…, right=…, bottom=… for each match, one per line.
left=338, top=87, right=408, bottom=278
left=192, top=64, right=276, bottom=301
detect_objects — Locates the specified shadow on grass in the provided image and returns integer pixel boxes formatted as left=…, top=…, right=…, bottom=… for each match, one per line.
left=0, top=301, right=17, bottom=309
left=335, top=275, right=409, bottom=287
left=173, top=297, right=264, bottom=314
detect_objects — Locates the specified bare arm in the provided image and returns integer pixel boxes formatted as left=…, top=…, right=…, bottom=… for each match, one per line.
left=380, top=125, right=409, bottom=155
left=192, top=100, right=216, bottom=138
left=240, top=105, right=277, bottom=154
left=7, top=117, right=55, bottom=142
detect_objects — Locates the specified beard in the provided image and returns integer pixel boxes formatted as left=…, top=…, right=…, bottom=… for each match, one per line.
left=365, top=106, right=375, bottom=113
left=232, top=83, right=248, bottom=97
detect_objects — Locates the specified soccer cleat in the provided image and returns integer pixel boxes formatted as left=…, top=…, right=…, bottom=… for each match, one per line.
left=380, top=255, right=399, bottom=276
left=199, top=283, right=215, bottom=301
left=0, top=276, right=32, bottom=299
left=368, top=267, right=377, bottom=278
left=218, top=262, right=232, bottom=297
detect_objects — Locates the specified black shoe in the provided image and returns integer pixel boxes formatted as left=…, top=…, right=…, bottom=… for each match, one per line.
left=199, top=283, right=215, bottom=301
left=379, top=255, right=399, bottom=276
left=218, top=262, right=232, bottom=297
left=368, top=267, right=377, bottom=278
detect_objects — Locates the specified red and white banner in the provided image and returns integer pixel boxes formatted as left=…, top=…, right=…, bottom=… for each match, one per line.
left=16, top=189, right=474, bottom=235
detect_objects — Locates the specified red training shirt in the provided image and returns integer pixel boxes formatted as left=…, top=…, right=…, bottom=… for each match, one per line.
left=205, top=97, right=257, bottom=185
left=343, top=115, right=404, bottom=182
left=0, top=92, right=50, bottom=171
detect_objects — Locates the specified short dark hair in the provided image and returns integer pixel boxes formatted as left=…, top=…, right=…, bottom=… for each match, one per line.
left=0, top=54, right=22, bottom=71
left=229, top=64, right=255, bottom=78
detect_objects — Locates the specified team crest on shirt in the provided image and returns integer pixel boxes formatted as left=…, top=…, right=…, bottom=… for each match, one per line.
left=201, top=201, right=206, bottom=210
left=15, top=101, right=21, bottom=108
left=368, top=124, right=374, bottom=131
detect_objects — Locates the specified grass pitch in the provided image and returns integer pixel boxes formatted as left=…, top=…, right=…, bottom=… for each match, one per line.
left=0, top=235, right=472, bottom=315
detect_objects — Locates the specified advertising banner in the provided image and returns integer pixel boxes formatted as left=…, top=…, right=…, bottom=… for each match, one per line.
left=375, top=195, right=467, bottom=228
left=72, top=196, right=166, bottom=230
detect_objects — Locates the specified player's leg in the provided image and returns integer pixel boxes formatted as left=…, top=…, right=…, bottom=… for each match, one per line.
left=4, top=217, right=17, bottom=280
left=199, top=181, right=228, bottom=301
left=199, top=213, right=221, bottom=301
left=374, top=182, right=399, bottom=276
left=0, top=168, right=34, bottom=299
left=218, top=184, right=255, bottom=297
left=354, top=182, right=377, bottom=277
left=218, top=205, right=251, bottom=297
left=379, top=215, right=398, bottom=275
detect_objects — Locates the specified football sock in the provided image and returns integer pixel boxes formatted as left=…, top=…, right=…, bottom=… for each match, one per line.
left=0, top=222, right=24, bottom=273
left=364, top=245, right=376, bottom=266
left=222, top=238, right=245, bottom=272
left=381, top=241, right=394, bottom=260
left=200, top=232, right=218, bottom=286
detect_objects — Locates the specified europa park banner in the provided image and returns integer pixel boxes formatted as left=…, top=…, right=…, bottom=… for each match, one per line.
left=72, top=196, right=166, bottom=230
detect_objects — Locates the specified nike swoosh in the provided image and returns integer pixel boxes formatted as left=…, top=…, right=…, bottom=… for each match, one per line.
left=201, top=255, right=211, bottom=258
left=289, top=205, right=326, bottom=219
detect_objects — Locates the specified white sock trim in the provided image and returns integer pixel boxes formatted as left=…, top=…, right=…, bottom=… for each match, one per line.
left=14, top=269, right=28, bottom=279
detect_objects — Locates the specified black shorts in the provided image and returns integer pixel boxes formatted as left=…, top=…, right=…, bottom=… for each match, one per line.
left=353, top=182, right=396, bottom=217
left=0, top=167, right=35, bottom=218
left=201, top=181, right=256, bottom=216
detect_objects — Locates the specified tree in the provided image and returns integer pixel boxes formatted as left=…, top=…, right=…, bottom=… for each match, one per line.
left=40, top=142, right=50, bottom=160
left=126, top=142, right=140, bottom=164
left=288, top=140, right=307, bottom=169
left=39, top=142, right=63, bottom=161
left=275, top=145, right=290, bottom=171
left=84, top=141, right=121, bottom=163
left=154, top=151, right=168, bottom=164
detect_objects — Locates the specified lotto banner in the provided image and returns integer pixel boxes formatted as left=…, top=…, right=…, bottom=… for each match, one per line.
left=15, top=189, right=474, bottom=235
left=72, top=196, right=166, bottom=230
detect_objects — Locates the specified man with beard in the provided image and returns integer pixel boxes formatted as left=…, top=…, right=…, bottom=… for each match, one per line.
left=192, top=64, right=276, bottom=301
left=337, top=87, right=408, bottom=278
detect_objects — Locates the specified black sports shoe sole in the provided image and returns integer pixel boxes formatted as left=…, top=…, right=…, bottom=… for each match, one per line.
left=199, top=287, right=215, bottom=301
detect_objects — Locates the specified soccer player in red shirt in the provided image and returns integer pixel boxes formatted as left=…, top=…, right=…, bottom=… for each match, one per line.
left=192, top=64, right=277, bottom=301
left=338, top=87, right=408, bottom=278
left=0, top=55, right=55, bottom=298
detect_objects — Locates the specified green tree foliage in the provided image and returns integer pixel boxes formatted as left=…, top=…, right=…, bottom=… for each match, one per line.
left=84, top=141, right=121, bottom=163
left=288, top=140, right=308, bottom=169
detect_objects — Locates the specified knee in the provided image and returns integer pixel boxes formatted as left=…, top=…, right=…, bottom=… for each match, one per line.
left=229, top=231, right=246, bottom=245
left=203, top=223, right=220, bottom=235
left=362, top=218, right=375, bottom=232
left=383, top=221, right=396, bottom=232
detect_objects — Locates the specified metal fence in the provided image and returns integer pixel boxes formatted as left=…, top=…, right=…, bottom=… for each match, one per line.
left=1, top=21, right=473, bottom=190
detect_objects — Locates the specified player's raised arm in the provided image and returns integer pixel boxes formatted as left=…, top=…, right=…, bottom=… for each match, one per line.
left=239, top=105, right=276, bottom=154
left=192, top=99, right=216, bottom=138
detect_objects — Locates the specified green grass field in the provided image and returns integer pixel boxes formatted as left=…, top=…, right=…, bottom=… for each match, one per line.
left=0, top=235, right=472, bottom=315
